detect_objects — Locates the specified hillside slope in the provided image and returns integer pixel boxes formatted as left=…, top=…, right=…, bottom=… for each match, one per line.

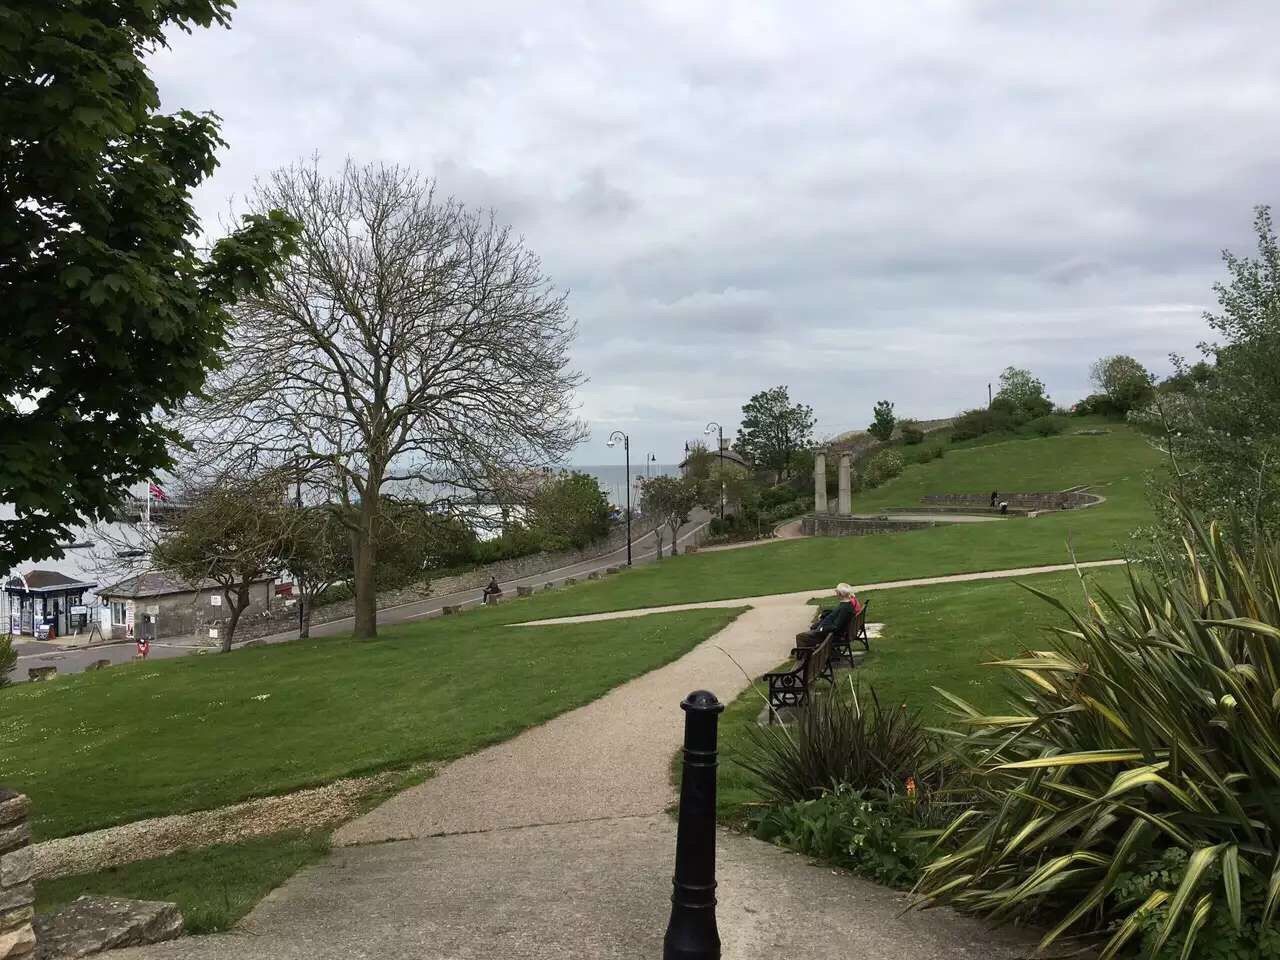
left=854, top=423, right=1161, bottom=527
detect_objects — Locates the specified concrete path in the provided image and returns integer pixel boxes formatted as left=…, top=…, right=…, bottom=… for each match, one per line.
left=115, top=558, right=1120, bottom=959
left=118, top=816, right=1042, bottom=960
left=335, top=601, right=806, bottom=842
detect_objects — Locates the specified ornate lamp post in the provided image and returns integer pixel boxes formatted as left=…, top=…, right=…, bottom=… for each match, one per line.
left=646, top=452, right=657, bottom=478
left=607, top=430, right=632, bottom=566
left=703, top=421, right=724, bottom=520
left=291, top=445, right=307, bottom=638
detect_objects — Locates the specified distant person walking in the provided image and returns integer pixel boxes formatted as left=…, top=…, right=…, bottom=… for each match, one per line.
left=990, top=490, right=999, bottom=508
left=482, top=577, right=503, bottom=605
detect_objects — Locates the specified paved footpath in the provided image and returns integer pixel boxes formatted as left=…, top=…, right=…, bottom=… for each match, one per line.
left=117, top=560, right=1120, bottom=959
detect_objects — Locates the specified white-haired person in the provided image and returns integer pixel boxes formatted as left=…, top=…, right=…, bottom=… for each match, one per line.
left=796, top=582, right=860, bottom=649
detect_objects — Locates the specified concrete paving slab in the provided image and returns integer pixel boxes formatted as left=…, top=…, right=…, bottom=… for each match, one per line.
left=113, top=816, right=1044, bottom=960
left=334, top=603, right=810, bottom=843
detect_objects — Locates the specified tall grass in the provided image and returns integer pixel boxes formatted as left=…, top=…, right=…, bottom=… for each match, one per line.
left=916, top=504, right=1280, bottom=958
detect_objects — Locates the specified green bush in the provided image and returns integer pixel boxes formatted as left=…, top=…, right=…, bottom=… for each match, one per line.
left=1027, top=414, right=1066, bottom=436
left=1074, top=393, right=1126, bottom=417
left=736, top=681, right=939, bottom=806
left=0, top=634, right=14, bottom=687
left=906, top=442, right=945, bottom=464
left=528, top=471, right=612, bottom=550
left=1115, top=848, right=1280, bottom=960
left=863, top=450, right=904, bottom=488
left=916, top=505, right=1280, bottom=959
left=756, top=787, right=935, bottom=889
left=759, top=483, right=797, bottom=510
left=899, top=420, right=925, bottom=445
left=950, top=406, right=1016, bottom=441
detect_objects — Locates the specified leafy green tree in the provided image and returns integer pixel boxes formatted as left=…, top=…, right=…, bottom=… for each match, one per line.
left=281, top=506, right=352, bottom=639
left=0, top=2, right=297, bottom=572
left=151, top=471, right=295, bottom=652
left=528, top=471, right=612, bottom=550
left=735, top=386, right=816, bottom=482
left=639, top=475, right=699, bottom=558
left=994, top=367, right=1052, bottom=420
left=1089, top=354, right=1153, bottom=413
left=1157, top=360, right=1214, bottom=395
left=867, top=401, right=896, bottom=442
left=1139, top=206, right=1280, bottom=541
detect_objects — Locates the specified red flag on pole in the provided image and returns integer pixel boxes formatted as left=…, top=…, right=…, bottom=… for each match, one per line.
left=148, top=482, right=169, bottom=502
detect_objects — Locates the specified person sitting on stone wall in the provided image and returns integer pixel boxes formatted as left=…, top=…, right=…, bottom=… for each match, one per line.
left=482, top=577, right=503, bottom=604
left=796, top=582, right=858, bottom=649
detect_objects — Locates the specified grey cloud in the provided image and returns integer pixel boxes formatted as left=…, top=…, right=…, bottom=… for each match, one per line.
left=149, top=0, right=1280, bottom=460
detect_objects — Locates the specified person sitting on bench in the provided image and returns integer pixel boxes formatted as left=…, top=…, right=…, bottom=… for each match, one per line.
left=482, top=577, right=503, bottom=604
left=797, top=583, right=857, bottom=649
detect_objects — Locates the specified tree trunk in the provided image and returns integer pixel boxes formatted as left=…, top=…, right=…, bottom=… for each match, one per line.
left=352, top=496, right=379, bottom=639
left=299, top=585, right=313, bottom=639
left=669, top=521, right=681, bottom=557
left=222, top=583, right=249, bottom=653
left=653, top=528, right=664, bottom=560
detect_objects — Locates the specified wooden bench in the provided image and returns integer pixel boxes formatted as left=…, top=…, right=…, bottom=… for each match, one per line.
left=764, top=636, right=834, bottom=723
left=811, top=600, right=872, bottom=667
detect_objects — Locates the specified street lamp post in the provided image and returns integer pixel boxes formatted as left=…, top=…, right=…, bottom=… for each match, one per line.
left=646, top=453, right=657, bottom=479
left=607, top=430, right=632, bottom=567
left=291, top=448, right=306, bottom=639
left=704, top=421, right=724, bottom=521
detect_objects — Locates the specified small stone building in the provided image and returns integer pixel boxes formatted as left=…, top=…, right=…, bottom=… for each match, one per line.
left=97, top=571, right=275, bottom=642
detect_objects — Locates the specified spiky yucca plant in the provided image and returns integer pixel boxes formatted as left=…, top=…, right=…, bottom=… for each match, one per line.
left=916, top=505, right=1280, bottom=959
left=738, top=679, right=939, bottom=806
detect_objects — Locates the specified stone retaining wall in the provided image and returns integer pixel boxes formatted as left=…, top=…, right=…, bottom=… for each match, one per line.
left=921, top=491, right=1100, bottom=511
left=802, top=515, right=936, bottom=537
left=0, top=789, right=34, bottom=959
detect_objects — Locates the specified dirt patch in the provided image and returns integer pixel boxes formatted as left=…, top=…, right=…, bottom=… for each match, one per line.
left=32, top=770, right=419, bottom=880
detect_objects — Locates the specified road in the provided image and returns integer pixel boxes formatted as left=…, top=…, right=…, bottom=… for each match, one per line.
left=9, top=514, right=711, bottom=682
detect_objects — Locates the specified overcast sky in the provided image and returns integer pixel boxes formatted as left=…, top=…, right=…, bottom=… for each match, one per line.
left=150, top=1, right=1278, bottom=463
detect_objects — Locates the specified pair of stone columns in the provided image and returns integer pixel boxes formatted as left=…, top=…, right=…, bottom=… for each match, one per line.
left=813, top=451, right=852, bottom=516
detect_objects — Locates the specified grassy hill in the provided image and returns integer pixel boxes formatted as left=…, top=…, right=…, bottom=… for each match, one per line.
left=509, top=423, right=1164, bottom=615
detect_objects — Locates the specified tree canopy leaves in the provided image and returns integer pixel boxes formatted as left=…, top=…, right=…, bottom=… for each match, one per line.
left=735, top=386, right=815, bottom=480
left=0, top=1, right=297, bottom=571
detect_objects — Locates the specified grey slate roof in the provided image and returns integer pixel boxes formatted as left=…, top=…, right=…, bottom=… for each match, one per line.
left=3, top=570, right=97, bottom=593
left=98, top=571, right=273, bottom=599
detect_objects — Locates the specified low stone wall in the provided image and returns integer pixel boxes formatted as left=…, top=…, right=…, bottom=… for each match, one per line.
left=802, top=515, right=936, bottom=537
left=885, top=505, right=1024, bottom=517
left=921, top=491, right=1100, bottom=511
left=0, top=789, right=34, bottom=959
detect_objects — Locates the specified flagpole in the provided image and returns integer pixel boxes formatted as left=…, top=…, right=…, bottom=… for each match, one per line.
left=145, top=483, right=151, bottom=528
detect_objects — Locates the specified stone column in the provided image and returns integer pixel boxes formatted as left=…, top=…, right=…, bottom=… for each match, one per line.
left=838, top=453, right=852, bottom=515
left=813, top=452, right=828, bottom=514
left=0, top=789, right=34, bottom=959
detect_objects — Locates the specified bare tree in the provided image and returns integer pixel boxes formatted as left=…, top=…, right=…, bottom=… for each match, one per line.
left=182, top=160, right=586, bottom=637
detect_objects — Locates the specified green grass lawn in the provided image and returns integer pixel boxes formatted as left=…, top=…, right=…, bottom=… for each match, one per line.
left=35, top=832, right=331, bottom=934
left=711, top=564, right=1137, bottom=824
left=2, top=604, right=742, bottom=840
left=501, top=425, right=1161, bottom=620
left=855, top=420, right=1157, bottom=515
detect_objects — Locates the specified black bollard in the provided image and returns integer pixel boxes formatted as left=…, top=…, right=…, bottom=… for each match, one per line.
left=663, top=690, right=724, bottom=960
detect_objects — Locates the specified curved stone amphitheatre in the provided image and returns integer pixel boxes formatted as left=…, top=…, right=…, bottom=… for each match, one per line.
left=918, top=489, right=1103, bottom=513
